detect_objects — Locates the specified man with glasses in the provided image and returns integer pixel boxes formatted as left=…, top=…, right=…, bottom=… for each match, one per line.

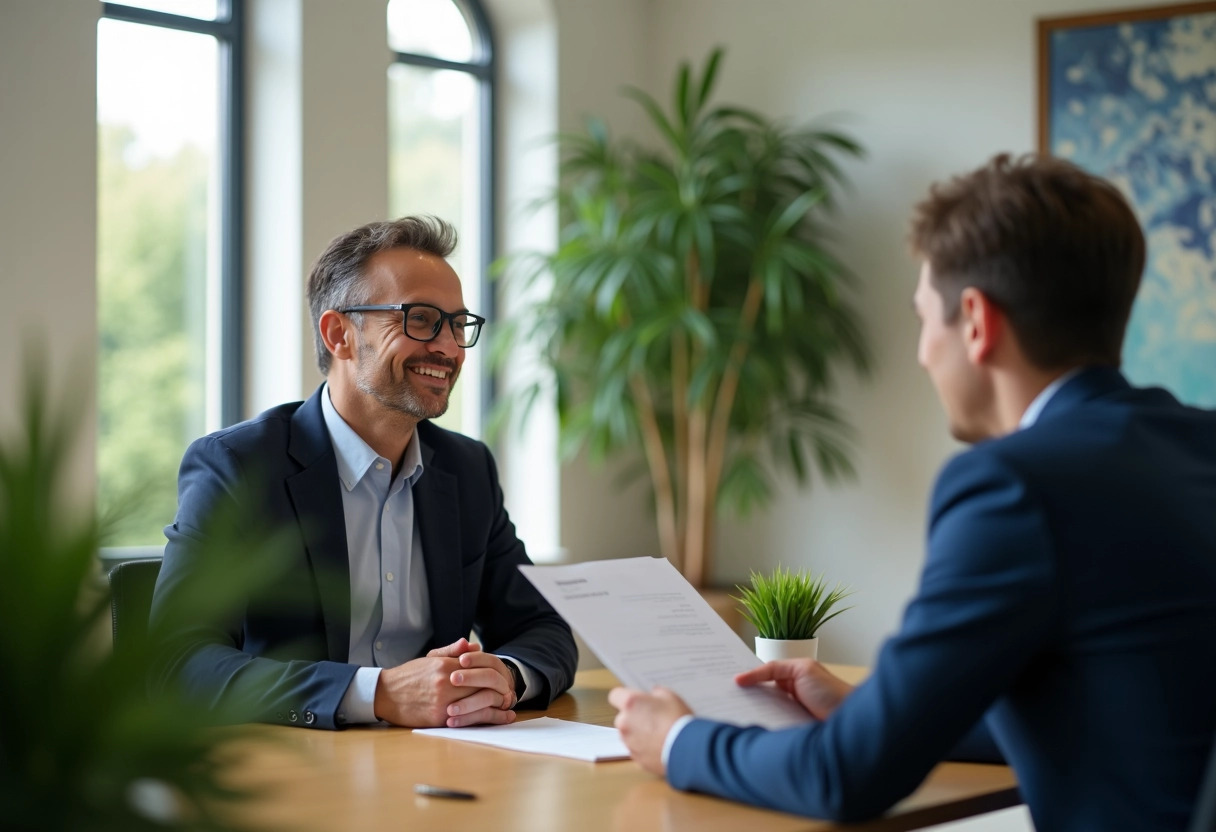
left=151, top=215, right=577, bottom=730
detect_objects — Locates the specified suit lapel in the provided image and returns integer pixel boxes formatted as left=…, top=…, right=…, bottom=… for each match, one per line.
left=415, top=432, right=464, bottom=648
left=285, top=389, right=352, bottom=662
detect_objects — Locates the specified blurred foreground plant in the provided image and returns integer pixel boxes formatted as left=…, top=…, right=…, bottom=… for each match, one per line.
left=0, top=349, right=289, bottom=831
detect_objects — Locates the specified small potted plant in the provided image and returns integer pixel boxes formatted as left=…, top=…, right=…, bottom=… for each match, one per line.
left=735, top=566, right=852, bottom=661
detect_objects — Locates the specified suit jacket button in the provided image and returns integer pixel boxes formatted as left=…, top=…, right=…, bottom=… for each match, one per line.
left=304, top=711, right=316, bottom=725
left=288, top=710, right=298, bottom=722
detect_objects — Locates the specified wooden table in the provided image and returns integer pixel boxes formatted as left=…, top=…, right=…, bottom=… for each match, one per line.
left=225, top=667, right=1019, bottom=831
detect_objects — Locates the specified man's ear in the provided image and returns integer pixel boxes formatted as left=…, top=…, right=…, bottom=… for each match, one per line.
left=959, top=287, right=1004, bottom=365
left=318, top=310, right=356, bottom=363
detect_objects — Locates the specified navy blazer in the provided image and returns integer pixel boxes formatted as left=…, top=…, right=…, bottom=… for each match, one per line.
left=150, top=387, right=577, bottom=729
left=668, top=368, right=1216, bottom=830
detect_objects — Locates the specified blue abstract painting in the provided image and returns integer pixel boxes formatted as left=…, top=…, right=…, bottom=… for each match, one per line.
left=1044, top=6, right=1216, bottom=406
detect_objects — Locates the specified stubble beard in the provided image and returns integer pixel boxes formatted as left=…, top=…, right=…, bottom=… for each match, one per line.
left=355, top=341, right=457, bottom=421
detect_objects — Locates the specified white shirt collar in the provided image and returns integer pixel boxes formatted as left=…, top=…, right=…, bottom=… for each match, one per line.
left=1018, top=368, right=1083, bottom=430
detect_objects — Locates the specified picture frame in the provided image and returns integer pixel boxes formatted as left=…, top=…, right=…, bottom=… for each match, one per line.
left=1038, top=2, right=1216, bottom=407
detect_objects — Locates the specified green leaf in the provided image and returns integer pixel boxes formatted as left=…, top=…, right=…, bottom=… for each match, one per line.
left=675, top=60, right=692, bottom=130
left=696, top=47, right=725, bottom=110
left=767, top=187, right=825, bottom=241
left=622, top=86, right=682, bottom=150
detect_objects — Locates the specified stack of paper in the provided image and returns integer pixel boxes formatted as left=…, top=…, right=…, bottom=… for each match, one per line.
left=414, top=717, right=630, bottom=762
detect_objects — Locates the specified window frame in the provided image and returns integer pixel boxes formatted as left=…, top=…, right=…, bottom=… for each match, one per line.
left=390, top=0, right=497, bottom=429
left=98, top=1, right=245, bottom=560
left=100, top=0, right=245, bottom=428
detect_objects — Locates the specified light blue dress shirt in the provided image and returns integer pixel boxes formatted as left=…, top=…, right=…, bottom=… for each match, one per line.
left=322, top=386, right=428, bottom=723
left=321, top=385, right=537, bottom=725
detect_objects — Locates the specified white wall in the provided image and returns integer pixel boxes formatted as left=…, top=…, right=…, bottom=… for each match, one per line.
left=0, top=0, right=98, bottom=503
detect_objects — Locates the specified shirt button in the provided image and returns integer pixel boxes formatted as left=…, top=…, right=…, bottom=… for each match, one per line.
left=375, top=640, right=383, bottom=651
left=375, top=462, right=384, bottom=470
left=385, top=571, right=394, bottom=582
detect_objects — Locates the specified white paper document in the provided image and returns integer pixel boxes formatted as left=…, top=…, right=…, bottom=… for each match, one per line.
left=414, top=717, right=630, bottom=762
left=520, top=557, right=813, bottom=730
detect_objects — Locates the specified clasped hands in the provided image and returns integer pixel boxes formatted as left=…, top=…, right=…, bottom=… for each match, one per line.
left=609, top=658, right=856, bottom=776
left=374, top=637, right=519, bottom=728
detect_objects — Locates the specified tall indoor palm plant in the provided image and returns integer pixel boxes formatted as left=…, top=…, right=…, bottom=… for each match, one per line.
left=503, top=49, right=870, bottom=588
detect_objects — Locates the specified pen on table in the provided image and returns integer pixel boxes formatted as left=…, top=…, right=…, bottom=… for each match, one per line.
left=414, top=783, right=477, bottom=801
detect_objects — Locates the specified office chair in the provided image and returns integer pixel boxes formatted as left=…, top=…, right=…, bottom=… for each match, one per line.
left=1192, top=733, right=1216, bottom=832
left=107, top=557, right=162, bottom=657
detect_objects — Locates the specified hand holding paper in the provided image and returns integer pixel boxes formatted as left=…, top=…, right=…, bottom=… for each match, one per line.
left=520, top=557, right=813, bottom=729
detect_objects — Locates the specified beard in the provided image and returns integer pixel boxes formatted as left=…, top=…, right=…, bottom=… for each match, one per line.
left=354, top=341, right=459, bottom=421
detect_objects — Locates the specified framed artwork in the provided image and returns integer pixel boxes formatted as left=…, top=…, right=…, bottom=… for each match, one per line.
left=1039, top=2, right=1216, bottom=407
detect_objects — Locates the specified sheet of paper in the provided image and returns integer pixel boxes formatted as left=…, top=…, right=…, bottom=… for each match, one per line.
left=414, top=717, right=630, bottom=762
left=520, top=557, right=812, bottom=730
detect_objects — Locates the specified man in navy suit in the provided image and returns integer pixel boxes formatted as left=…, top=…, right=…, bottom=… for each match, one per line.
left=610, top=154, right=1216, bottom=830
left=151, top=216, right=576, bottom=730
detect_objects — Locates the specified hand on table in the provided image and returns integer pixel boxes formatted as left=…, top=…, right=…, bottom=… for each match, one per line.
left=608, top=686, right=693, bottom=777
left=373, top=638, right=518, bottom=728
left=735, top=659, right=855, bottom=720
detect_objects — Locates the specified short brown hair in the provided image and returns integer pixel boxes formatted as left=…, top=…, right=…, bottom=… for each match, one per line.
left=909, top=153, right=1145, bottom=369
left=306, top=215, right=457, bottom=375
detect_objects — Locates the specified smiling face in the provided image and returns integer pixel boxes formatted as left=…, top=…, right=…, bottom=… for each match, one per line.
left=350, top=247, right=466, bottom=421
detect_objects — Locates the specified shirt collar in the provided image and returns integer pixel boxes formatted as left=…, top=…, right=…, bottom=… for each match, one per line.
left=321, top=383, right=425, bottom=490
left=1018, top=368, right=1083, bottom=430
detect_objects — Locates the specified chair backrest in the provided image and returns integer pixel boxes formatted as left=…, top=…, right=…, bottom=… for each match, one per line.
left=1191, top=733, right=1216, bottom=832
left=107, top=557, right=163, bottom=656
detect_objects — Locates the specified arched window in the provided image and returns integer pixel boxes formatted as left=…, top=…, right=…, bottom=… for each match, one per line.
left=387, top=0, right=495, bottom=438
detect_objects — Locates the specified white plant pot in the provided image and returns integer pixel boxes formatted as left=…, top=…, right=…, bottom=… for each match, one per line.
left=755, top=636, right=819, bottom=663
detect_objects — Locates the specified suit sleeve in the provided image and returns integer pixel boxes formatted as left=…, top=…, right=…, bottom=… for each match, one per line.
left=667, top=449, right=1056, bottom=820
left=470, top=446, right=577, bottom=706
left=150, top=435, right=357, bottom=729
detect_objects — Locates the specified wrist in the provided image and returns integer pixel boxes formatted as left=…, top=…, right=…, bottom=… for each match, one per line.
left=372, top=671, right=388, bottom=721
left=501, top=659, right=525, bottom=703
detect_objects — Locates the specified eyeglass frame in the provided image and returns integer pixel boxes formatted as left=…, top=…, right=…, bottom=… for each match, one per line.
left=337, top=303, right=487, bottom=348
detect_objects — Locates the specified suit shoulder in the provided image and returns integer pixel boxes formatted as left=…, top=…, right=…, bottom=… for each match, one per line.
left=417, top=420, right=492, bottom=461
left=936, top=440, right=1017, bottom=485
left=188, top=401, right=303, bottom=457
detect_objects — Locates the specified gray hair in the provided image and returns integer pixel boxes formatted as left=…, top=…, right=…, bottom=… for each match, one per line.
left=306, top=215, right=458, bottom=375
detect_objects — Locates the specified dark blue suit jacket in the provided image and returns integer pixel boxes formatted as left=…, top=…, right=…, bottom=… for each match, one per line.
left=150, top=387, right=577, bottom=729
left=669, top=368, right=1216, bottom=830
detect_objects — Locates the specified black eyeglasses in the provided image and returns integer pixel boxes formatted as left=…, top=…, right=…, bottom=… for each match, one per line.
left=338, top=304, right=486, bottom=348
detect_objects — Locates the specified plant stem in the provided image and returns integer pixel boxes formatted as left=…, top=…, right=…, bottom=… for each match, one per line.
left=704, top=272, right=765, bottom=556
left=629, top=373, right=681, bottom=570
left=672, top=328, right=689, bottom=561
left=684, top=403, right=709, bottom=587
